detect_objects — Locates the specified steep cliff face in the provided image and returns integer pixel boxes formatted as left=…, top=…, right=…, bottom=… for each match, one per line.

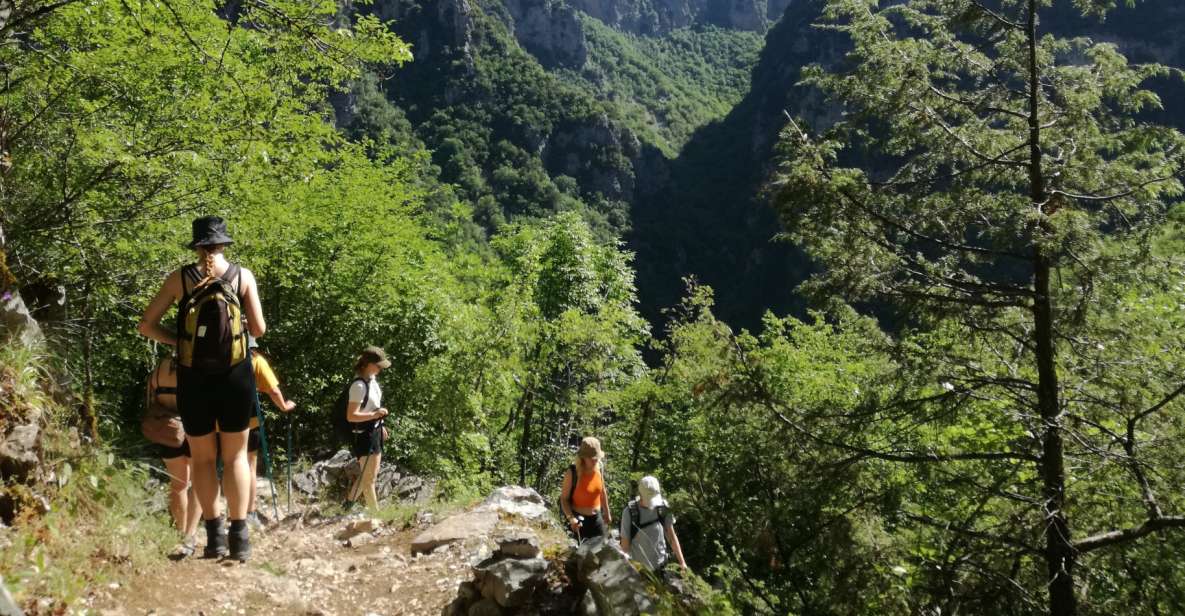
left=498, top=0, right=588, bottom=68
left=566, top=0, right=777, bottom=35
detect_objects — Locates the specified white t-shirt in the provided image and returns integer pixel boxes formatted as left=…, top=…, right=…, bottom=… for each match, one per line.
left=347, top=377, right=382, bottom=422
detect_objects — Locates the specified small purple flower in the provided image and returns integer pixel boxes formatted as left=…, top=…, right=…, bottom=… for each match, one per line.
left=1, top=291, right=11, bottom=302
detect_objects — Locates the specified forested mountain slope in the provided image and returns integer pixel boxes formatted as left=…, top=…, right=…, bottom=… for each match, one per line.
left=632, top=0, right=1185, bottom=330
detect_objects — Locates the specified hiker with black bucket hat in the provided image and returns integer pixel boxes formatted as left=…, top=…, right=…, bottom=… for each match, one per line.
left=138, top=216, right=266, bottom=562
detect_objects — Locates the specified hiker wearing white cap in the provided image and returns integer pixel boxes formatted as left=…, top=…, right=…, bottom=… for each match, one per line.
left=620, top=475, right=687, bottom=571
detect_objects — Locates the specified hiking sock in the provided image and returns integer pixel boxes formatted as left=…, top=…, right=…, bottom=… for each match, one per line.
left=228, top=519, right=251, bottom=562
left=202, top=518, right=228, bottom=559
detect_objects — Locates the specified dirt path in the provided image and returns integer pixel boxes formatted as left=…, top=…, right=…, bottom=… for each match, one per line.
left=87, top=513, right=475, bottom=616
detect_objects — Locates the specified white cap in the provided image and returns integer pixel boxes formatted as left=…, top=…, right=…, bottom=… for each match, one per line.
left=638, top=475, right=666, bottom=508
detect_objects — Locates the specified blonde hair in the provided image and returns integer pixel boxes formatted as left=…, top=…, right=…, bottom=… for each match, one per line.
left=195, top=244, right=227, bottom=287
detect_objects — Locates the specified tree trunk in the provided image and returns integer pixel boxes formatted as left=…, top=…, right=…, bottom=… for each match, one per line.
left=1025, top=1, right=1076, bottom=614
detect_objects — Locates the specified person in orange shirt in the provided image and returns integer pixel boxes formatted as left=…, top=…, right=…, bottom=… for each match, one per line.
left=559, top=436, right=613, bottom=543
left=246, top=337, right=296, bottom=528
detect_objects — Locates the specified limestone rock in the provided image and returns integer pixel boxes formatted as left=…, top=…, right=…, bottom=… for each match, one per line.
left=0, top=289, right=42, bottom=347
left=411, top=511, right=499, bottom=555
left=466, top=598, right=502, bottom=616
left=292, top=450, right=433, bottom=503
left=0, top=423, right=40, bottom=483
left=477, top=486, right=549, bottom=521
left=574, top=539, right=655, bottom=615
left=495, top=531, right=541, bottom=560
left=501, top=0, right=587, bottom=69
left=336, top=518, right=380, bottom=540
left=346, top=532, right=377, bottom=548
left=475, top=557, right=549, bottom=608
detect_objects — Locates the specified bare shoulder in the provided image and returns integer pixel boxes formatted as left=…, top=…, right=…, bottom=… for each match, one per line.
left=238, top=266, right=258, bottom=289
left=162, top=268, right=184, bottom=297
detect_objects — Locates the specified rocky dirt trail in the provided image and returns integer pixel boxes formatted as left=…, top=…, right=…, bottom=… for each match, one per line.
left=88, top=511, right=477, bottom=616
left=85, top=486, right=570, bottom=616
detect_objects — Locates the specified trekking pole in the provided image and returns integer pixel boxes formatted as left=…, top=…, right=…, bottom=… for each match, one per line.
left=252, top=387, right=281, bottom=523
left=286, top=414, right=293, bottom=515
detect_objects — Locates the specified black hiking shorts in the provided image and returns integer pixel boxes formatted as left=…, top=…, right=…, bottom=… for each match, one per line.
left=350, top=426, right=383, bottom=458
left=158, top=439, right=191, bottom=460
left=178, top=359, right=254, bottom=437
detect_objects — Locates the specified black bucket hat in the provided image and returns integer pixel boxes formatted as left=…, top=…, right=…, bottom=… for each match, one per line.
left=187, top=215, right=234, bottom=249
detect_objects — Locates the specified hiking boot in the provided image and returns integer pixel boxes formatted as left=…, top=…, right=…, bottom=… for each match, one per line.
left=228, top=520, right=251, bottom=563
left=169, top=535, right=197, bottom=561
left=202, top=518, right=228, bottom=559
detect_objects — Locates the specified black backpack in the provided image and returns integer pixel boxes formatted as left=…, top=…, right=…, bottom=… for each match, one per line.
left=332, top=377, right=369, bottom=443
left=628, top=498, right=669, bottom=541
left=177, top=263, right=248, bottom=374
left=557, top=464, right=575, bottom=518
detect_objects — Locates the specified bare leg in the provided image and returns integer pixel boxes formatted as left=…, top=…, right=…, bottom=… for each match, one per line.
left=188, top=433, right=221, bottom=521
left=163, top=456, right=190, bottom=531
left=247, top=450, right=258, bottom=514
left=347, top=456, right=364, bottom=503
left=183, top=458, right=202, bottom=536
left=361, top=452, right=381, bottom=510
left=219, top=429, right=251, bottom=521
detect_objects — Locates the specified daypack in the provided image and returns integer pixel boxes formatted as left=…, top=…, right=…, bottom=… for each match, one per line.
left=177, top=263, right=248, bottom=374
left=141, top=363, right=184, bottom=448
left=628, top=498, right=669, bottom=541
left=332, top=377, right=369, bottom=443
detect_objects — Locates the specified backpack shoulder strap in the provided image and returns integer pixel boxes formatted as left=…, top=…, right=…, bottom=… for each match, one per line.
left=180, top=264, right=200, bottom=301
left=222, top=263, right=242, bottom=295
left=628, top=499, right=640, bottom=539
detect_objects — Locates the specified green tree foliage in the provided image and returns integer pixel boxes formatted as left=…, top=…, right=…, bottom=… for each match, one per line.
left=487, top=212, right=648, bottom=489
left=768, top=0, right=1185, bottom=614
left=560, top=19, right=763, bottom=155
left=1, top=0, right=409, bottom=437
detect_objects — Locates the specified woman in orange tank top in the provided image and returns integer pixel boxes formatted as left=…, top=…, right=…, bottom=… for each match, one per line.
left=560, top=436, right=613, bottom=542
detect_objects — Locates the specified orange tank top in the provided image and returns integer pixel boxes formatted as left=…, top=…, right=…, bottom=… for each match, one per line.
left=571, top=467, right=604, bottom=510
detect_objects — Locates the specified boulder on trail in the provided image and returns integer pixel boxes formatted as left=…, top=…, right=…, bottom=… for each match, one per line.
left=335, top=518, right=381, bottom=540
left=475, top=486, right=549, bottom=521
left=474, top=556, right=549, bottom=608
left=411, top=510, right=499, bottom=555
left=494, top=531, right=541, bottom=560
left=574, top=538, right=655, bottom=615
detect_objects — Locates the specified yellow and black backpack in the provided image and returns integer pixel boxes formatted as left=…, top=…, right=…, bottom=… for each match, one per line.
left=177, top=263, right=248, bottom=373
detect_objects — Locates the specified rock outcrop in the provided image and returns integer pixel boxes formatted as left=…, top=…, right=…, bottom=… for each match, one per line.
left=443, top=533, right=552, bottom=615
left=0, top=225, right=42, bottom=347
left=292, top=450, right=434, bottom=503
left=502, top=0, right=587, bottom=69
left=412, top=510, right=500, bottom=555
left=573, top=538, right=655, bottom=615
left=475, top=486, right=550, bottom=521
